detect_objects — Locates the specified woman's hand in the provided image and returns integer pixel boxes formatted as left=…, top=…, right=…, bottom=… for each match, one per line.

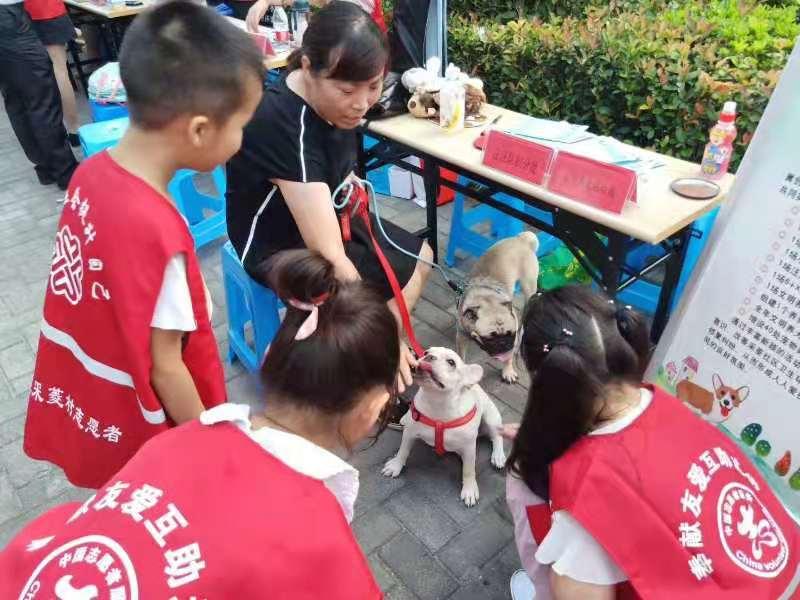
left=278, top=179, right=361, bottom=283
left=247, top=0, right=297, bottom=32
left=396, top=342, right=417, bottom=394
left=245, top=0, right=271, bottom=33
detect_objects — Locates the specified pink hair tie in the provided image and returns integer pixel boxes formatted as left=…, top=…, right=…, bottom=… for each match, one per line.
left=287, top=292, right=330, bottom=341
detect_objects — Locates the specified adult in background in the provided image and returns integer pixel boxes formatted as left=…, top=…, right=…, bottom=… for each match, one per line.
left=24, top=0, right=81, bottom=147
left=0, top=0, right=78, bottom=190
left=244, top=0, right=387, bottom=35
left=226, top=1, right=430, bottom=394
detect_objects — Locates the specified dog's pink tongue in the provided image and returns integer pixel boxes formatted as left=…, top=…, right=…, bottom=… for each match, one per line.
left=493, top=351, right=513, bottom=363
left=417, top=362, right=433, bottom=373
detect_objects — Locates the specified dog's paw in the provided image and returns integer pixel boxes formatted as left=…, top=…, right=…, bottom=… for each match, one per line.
left=460, top=479, right=480, bottom=507
left=382, top=457, right=405, bottom=478
left=491, top=446, right=507, bottom=469
left=501, top=363, right=518, bottom=384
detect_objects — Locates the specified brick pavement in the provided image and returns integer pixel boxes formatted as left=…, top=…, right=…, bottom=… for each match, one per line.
left=0, top=99, right=531, bottom=599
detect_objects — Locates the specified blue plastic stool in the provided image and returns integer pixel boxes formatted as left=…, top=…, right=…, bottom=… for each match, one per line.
left=167, top=167, right=228, bottom=248
left=89, top=101, right=129, bottom=122
left=214, top=2, right=233, bottom=15
left=221, top=241, right=284, bottom=372
left=445, top=175, right=560, bottom=266
left=617, top=206, right=720, bottom=314
left=78, top=117, right=129, bottom=156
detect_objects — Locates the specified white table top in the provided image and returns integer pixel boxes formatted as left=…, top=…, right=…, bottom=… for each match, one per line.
left=65, top=0, right=150, bottom=19
left=367, top=106, right=736, bottom=245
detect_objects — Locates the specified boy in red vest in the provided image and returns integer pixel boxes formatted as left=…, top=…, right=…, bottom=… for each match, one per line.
left=23, top=1, right=265, bottom=489
left=1, top=249, right=395, bottom=598
left=504, top=286, right=800, bottom=600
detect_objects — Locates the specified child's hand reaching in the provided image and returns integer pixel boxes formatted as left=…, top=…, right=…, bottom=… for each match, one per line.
left=498, top=423, right=520, bottom=440
left=396, top=343, right=417, bottom=394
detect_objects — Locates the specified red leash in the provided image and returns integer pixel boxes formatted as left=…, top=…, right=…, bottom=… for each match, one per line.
left=410, top=401, right=478, bottom=455
left=340, top=185, right=424, bottom=358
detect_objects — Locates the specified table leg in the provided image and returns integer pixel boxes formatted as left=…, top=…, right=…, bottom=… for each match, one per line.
left=651, top=228, right=690, bottom=343
left=423, top=159, right=440, bottom=262
left=602, top=234, right=627, bottom=301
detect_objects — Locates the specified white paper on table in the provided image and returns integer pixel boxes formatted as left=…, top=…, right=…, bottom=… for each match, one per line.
left=501, top=116, right=590, bottom=144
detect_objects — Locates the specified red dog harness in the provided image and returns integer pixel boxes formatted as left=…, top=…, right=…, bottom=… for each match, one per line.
left=340, top=184, right=424, bottom=357
left=410, top=401, right=478, bottom=455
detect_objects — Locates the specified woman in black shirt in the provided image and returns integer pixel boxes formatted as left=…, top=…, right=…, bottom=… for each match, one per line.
left=226, top=1, right=432, bottom=391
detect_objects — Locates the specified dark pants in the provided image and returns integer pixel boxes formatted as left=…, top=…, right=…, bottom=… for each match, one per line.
left=0, top=2, right=78, bottom=187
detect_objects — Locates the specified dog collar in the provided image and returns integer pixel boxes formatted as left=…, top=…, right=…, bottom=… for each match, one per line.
left=410, top=401, right=479, bottom=456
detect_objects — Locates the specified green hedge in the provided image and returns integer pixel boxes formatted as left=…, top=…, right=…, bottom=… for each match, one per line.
left=449, top=0, right=799, bottom=169
left=447, top=0, right=799, bottom=24
left=448, top=0, right=594, bottom=22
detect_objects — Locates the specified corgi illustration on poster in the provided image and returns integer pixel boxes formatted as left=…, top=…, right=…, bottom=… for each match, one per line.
left=676, top=373, right=750, bottom=424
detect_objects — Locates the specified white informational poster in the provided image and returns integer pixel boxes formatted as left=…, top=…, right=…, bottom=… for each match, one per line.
left=649, top=42, right=800, bottom=521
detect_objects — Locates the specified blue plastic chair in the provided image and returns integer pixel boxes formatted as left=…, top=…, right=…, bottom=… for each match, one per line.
left=617, top=206, right=720, bottom=314
left=167, top=167, right=228, bottom=248
left=445, top=175, right=560, bottom=266
left=221, top=241, right=284, bottom=372
left=78, top=117, right=129, bottom=157
left=445, top=174, right=718, bottom=313
left=78, top=118, right=226, bottom=248
left=89, top=100, right=129, bottom=123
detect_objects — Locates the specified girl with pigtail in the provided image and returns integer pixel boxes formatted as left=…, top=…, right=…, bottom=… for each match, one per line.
left=505, top=286, right=799, bottom=600
left=1, top=249, right=395, bottom=598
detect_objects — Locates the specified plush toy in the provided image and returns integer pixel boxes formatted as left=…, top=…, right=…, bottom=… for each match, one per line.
left=407, top=89, right=439, bottom=118
left=464, top=79, right=486, bottom=117
left=402, top=58, right=487, bottom=121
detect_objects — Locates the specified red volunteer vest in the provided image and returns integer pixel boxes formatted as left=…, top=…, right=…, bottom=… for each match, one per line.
left=529, top=386, right=800, bottom=599
left=24, top=0, right=67, bottom=21
left=371, top=1, right=387, bottom=34
left=24, top=152, right=226, bottom=489
left=0, top=421, right=382, bottom=599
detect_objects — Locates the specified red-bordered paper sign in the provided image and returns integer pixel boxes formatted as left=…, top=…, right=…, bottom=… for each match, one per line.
left=547, top=151, right=637, bottom=214
left=481, top=130, right=554, bottom=186
left=480, top=130, right=638, bottom=214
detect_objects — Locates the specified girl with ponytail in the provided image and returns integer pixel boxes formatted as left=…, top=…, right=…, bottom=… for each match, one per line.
left=505, top=286, right=799, bottom=600
left=0, top=249, right=396, bottom=599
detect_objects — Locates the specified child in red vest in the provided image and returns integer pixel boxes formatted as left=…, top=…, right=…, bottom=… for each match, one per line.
left=1, top=249, right=397, bottom=599
left=23, top=2, right=265, bottom=489
left=504, top=286, right=800, bottom=600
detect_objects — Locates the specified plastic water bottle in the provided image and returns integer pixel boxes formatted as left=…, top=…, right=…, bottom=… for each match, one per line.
left=700, top=101, right=737, bottom=180
left=289, top=0, right=310, bottom=47
left=439, top=81, right=465, bottom=132
left=273, top=6, right=290, bottom=43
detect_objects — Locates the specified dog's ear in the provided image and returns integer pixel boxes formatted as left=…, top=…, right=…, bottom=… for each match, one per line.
left=712, top=373, right=723, bottom=392
left=736, top=386, right=750, bottom=403
left=461, top=363, right=484, bottom=386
